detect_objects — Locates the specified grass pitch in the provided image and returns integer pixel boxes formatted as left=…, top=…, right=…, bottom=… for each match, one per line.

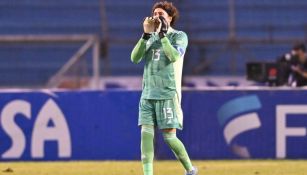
left=0, top=160, right=306, bottom=175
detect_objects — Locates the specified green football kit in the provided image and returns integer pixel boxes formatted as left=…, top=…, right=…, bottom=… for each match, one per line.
left=131, top=24, right=196, bottom=175
left=131, top=27, right=188, bottom=129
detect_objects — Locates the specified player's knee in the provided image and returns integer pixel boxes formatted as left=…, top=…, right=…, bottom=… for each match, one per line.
left=141, top=125, right=154, bottom=135
left=162, top=132, right=177, bottom=145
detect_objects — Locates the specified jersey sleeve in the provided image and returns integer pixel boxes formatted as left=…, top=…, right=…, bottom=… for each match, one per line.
left=161, top=31, right=188, bottom=62
left=131, top=38, right=147, bottom=64
left=172, top=31, right=188, bottom=55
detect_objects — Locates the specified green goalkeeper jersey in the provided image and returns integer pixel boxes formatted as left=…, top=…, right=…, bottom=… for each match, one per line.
left=131, top=28, right=188, bottom=101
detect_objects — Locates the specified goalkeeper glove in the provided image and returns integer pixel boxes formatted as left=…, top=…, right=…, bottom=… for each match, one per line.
left=157, top=16, right=169, bottom=39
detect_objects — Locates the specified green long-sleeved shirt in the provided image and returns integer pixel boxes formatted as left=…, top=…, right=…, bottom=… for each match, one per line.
left=131, top=28, right=188, bottom=101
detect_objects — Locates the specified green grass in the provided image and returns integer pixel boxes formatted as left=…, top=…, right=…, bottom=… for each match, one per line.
left=0, top=160, right=306, bottom=175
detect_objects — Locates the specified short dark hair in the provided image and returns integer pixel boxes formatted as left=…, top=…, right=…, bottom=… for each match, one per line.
left=293, top=43, right=306, bottom=52
left=152, top=1, right=179, bottom=27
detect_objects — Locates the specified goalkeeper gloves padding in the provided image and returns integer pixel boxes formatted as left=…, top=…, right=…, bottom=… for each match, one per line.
left=158, top=16, right=168, bottom=38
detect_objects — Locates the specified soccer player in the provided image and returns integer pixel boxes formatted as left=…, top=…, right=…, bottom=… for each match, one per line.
left=130, top=1, right=198, bottom=175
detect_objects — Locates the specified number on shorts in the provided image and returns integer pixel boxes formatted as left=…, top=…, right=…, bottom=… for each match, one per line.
left=163, top=107, right=173, bottom=119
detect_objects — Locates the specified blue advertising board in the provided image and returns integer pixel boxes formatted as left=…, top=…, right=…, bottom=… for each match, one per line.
left=0, top=90, right=141, bottom=161
left=157, top=89, right=307, bottom=159
left=0, top=89, right=307, bottom=161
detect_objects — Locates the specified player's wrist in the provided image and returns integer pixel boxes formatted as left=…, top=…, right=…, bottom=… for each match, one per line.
left=159, top=32, right=166, bottom=39
left=142, top=33, right=151, bottom=40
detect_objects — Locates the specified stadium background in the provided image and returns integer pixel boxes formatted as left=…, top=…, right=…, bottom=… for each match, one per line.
left=0, top=0, right=307, bottom=174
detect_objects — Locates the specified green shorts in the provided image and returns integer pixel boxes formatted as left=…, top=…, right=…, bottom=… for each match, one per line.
left=138, top=96, right=183, bottom=130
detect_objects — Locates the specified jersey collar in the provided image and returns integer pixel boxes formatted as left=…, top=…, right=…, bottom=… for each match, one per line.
left=167, top=27, right=174, bottom=34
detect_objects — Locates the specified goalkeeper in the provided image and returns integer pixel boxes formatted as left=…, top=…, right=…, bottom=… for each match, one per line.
left=131, top=1, right=197, bottom=175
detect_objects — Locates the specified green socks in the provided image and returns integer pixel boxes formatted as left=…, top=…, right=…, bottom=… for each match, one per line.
left=141, top=125, right=154, bottom=175
left=141, top=126, right=193, bottom=175
left=163, top=132, right=193, bottom=171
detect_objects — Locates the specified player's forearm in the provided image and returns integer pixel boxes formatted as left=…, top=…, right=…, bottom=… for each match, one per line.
left=131, top=39, right=147, bottom=64
left=161, top=37, right=181, bottom=62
